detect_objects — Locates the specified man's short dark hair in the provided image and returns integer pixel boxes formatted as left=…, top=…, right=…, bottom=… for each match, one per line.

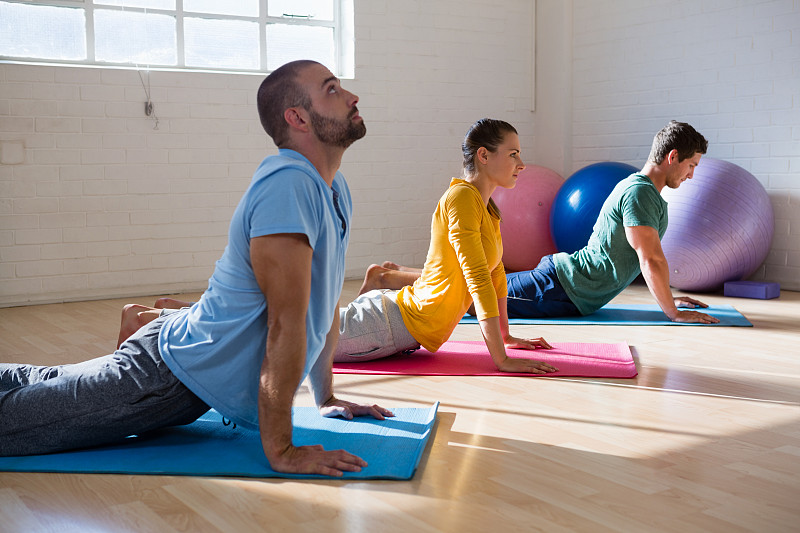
left=648, top=120, right=708, bottom=163
left=257, top=60, right=317, bottom=147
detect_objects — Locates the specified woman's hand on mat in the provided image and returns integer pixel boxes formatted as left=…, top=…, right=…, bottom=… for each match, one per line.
left=674, top=296, right=709, bottom=309
left=269, top=443, right=368, bottom=477
left=504, top=335, right=552, bottom=351
left=496, top=336, right=557, bottom=373
left=495, top=356, right=558, bottom=374
left=319, top=397, right=395, bottom=421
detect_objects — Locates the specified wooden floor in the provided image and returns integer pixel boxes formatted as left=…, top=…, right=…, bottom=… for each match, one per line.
left=1, top=280, right=799, bottom=532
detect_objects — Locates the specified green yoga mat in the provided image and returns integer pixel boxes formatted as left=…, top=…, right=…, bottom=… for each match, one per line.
left=0, top=404, right=439, bottom=480
left=460, top=304, right=752, bottom=326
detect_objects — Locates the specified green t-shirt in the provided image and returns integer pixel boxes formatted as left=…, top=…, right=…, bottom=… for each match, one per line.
left=553, top=173, right=668, bottom=315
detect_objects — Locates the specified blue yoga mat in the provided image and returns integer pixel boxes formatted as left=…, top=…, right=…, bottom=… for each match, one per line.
left=460, top=304, right=752, bottom=326
left=0, top=404, right=439, bottom=480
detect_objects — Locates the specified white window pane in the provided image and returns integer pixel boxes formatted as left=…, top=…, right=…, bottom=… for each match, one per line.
left=0, top=3, right=86, bottom=60
left=267, top=24, right=334, bottom=72
left=184, top=0, right=258, bottom=17
left=95, top=9, right=176, bottom=65
left=185, top=18, right=259, bottom=70
left=268, top=0, right=333, bottom=21
left=94, top=0, right=175, bottom=9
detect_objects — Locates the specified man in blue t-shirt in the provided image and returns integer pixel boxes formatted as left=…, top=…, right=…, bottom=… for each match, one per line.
left=0, top=60, right=393, bottom=477
left=358, top=121, right=720, bottom=324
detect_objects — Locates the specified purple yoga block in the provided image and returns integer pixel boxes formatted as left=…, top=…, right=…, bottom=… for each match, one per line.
left=723, top=281, right=780, bottom=300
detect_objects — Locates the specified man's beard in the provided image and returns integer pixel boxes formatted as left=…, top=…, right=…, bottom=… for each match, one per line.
left=308, top=108, right=367, bottom=148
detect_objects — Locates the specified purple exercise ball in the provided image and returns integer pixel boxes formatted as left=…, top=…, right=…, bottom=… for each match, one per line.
left=660, top=158, right=774, bottom=292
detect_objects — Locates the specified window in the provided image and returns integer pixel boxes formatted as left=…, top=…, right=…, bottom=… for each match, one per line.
left=0, top=0, right=354, bottom=76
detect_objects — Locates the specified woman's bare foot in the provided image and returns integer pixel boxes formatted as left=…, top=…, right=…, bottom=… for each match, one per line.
left=381, top=261, right=421, bottom=273
left=357, top=263, right=423, bottom=296
left=358, top=264, right=391, bottom=295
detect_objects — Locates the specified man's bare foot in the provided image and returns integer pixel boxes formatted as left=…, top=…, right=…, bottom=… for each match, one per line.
left=117, top=304, right=162, bottom=349
left=117, top=297, right=195, bottom=348
left=154, top=297, right=194, bottom=309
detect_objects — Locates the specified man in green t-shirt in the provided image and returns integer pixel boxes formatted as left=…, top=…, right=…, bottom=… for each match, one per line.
left=504, top=120, right=719, bottom=323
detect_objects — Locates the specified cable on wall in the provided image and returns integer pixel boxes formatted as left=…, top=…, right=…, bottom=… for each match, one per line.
left=131, top=5, right=159, bottom=130
left=137, top=67, right=159, bottom=130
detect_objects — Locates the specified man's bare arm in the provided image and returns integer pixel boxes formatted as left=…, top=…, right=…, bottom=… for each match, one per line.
left=251, top=233, right=368, bottom=476
left=625, top=226, right=718, bottom=324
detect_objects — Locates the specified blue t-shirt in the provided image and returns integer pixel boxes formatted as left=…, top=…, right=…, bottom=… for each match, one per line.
left=553, top=173, right=667, bottom=315
left=159, top=149, right=352, bottom=429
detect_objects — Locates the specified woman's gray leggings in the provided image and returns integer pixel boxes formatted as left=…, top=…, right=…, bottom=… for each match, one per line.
left=334, top=289, right=420, bottom=363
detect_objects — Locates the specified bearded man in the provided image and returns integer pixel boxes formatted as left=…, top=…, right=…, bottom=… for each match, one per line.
left=0, top=60, right=392, bottom=477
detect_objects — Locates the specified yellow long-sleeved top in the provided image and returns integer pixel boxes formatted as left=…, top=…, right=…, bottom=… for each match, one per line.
left=396, top=178, right=507, bottom=353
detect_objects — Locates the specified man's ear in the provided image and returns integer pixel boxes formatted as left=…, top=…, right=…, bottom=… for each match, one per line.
left=284, top=107, right=309, bottom=132
left=666, top=148, right=679, bottom=165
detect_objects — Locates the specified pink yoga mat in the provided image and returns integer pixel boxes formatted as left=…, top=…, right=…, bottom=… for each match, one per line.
left=333, top=341, right=637, bottom=378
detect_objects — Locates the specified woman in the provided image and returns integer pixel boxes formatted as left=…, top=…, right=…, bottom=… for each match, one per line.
left=335, top=118, right=556, bottom=374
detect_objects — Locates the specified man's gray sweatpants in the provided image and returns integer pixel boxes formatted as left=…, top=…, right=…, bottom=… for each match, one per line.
left=0, top=313, right=209, bottom=456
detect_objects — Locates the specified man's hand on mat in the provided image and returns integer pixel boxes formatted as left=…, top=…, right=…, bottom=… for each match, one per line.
left=270, top=444, right=369, bottom=477
left=674, top=296, right=709, bottom=309
left=670, top=310, right=720, bottom=324
left=495, top=356, right=558, bottom=374
left=319, top=397, right=395, bottom=421
left=504, top=335, right=552, bottom=351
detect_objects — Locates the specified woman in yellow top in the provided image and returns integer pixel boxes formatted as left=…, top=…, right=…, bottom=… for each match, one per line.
left=335, top=118, right=556, bottom=374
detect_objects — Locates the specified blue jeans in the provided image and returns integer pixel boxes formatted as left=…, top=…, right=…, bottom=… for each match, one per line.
left=505, top=255, right=581, bottom=318
left=0, top=314, right=209, bottom=456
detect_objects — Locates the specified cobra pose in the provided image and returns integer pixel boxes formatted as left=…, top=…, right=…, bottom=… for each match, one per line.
left=119, top=119, right=556, bottom=375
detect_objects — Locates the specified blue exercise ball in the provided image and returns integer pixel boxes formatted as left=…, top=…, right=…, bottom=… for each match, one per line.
left=550, top=161, right=638, bottom=254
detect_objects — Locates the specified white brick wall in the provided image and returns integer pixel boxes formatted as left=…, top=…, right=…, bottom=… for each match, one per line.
left=4, top=0, right=796, bottom=306
left=0, top=64, right=268, bottom=305
left=564, top=0, right=800, bottom=290
left=344, top=0, right=535, bottom=275
left=0, top=1, right=535, bottom=306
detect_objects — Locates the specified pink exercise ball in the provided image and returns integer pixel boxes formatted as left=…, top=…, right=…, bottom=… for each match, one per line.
left=493, top=165, right=564, bottom=272
left=661, top=158, right=774, bottom=292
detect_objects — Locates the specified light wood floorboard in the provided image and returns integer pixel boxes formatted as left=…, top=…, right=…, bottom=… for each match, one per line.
left=1, top=281, right=798, bottom=532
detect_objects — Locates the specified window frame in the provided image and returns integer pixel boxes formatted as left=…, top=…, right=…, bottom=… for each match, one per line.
left=0, top=0, right=352, bottom=76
